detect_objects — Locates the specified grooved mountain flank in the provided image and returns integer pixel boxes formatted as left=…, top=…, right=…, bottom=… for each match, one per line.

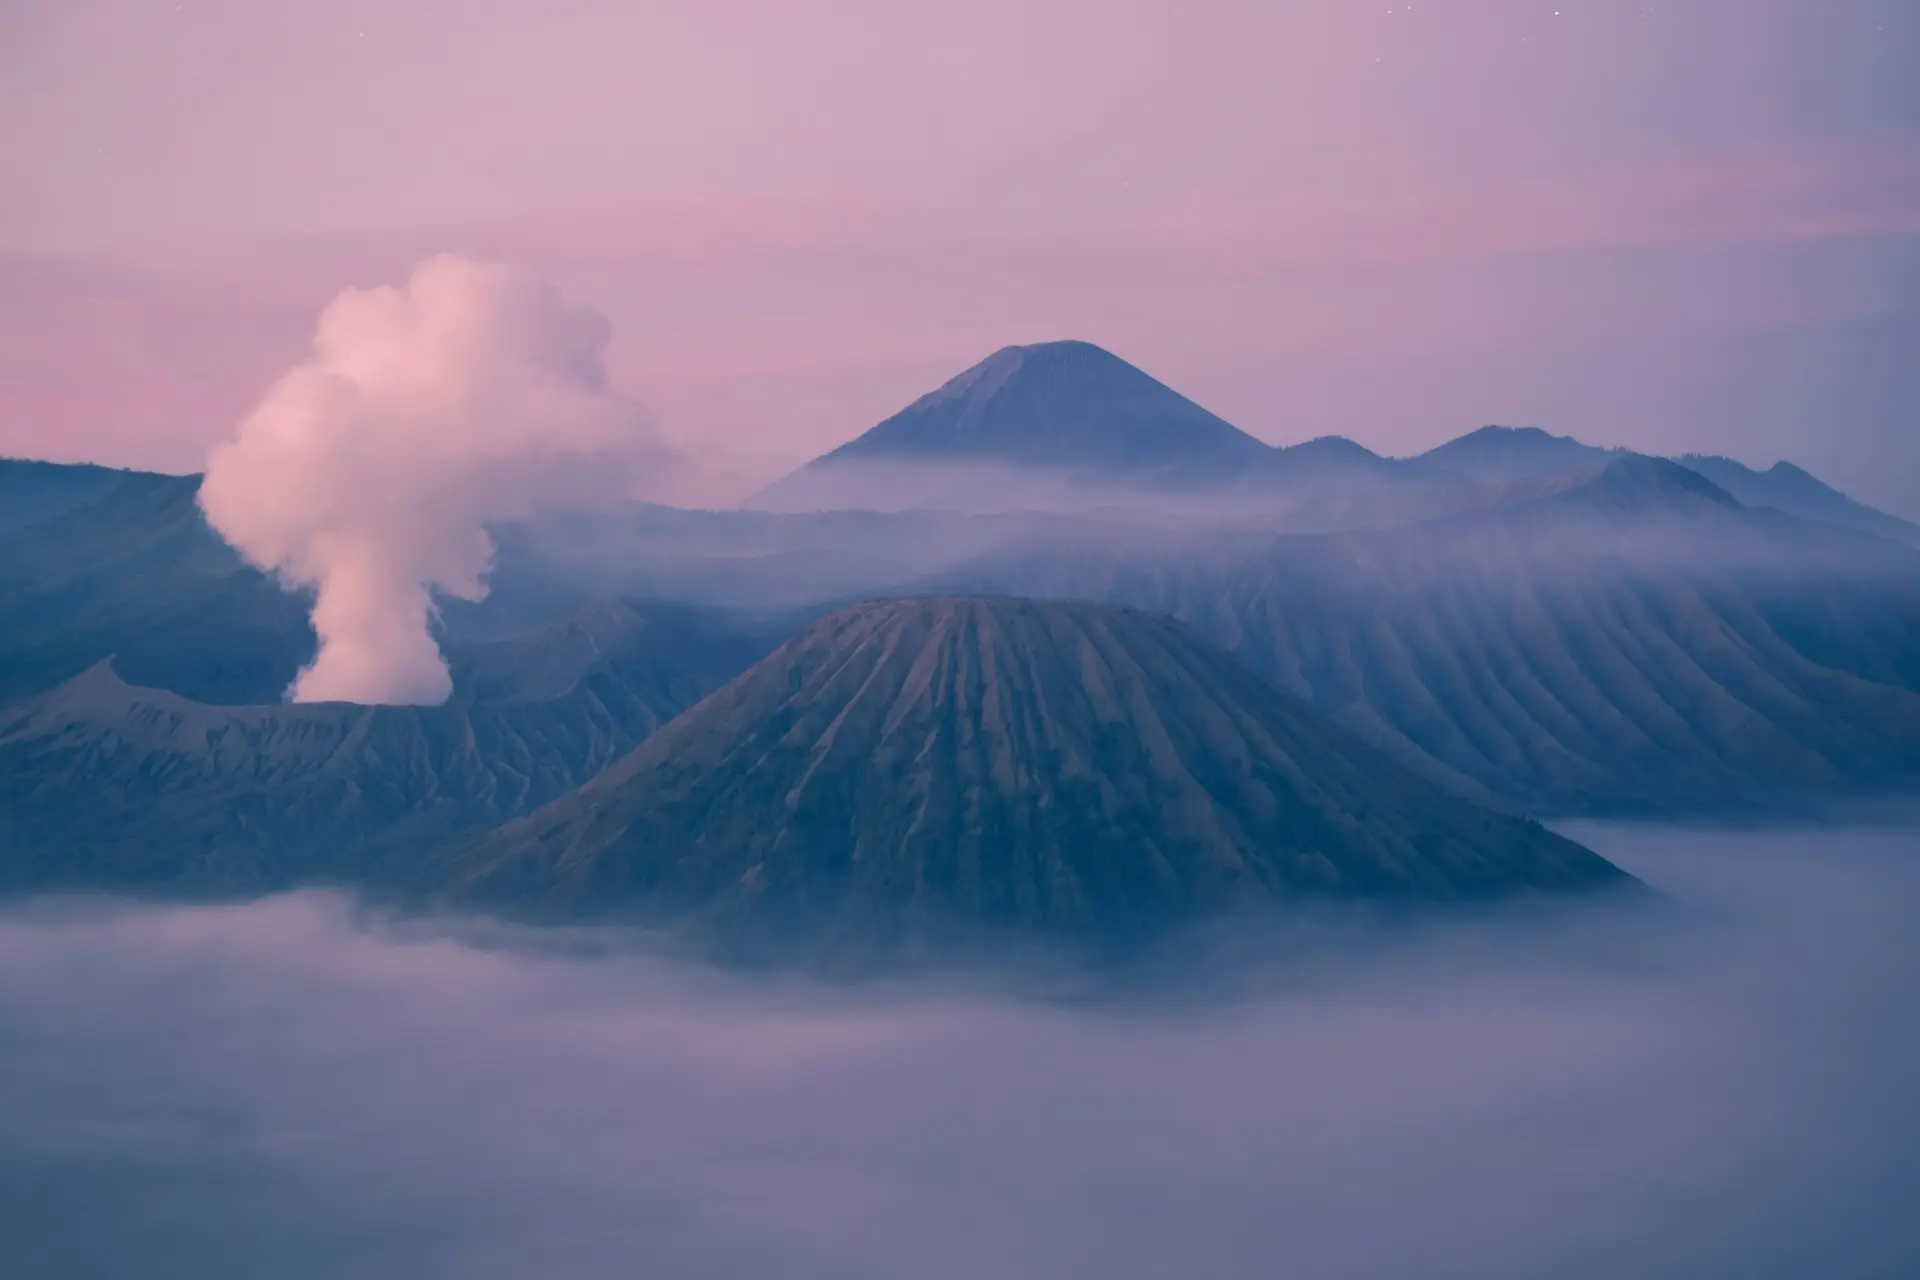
left=458, top=597, right=1625, bottom=957
left=940, top=459, right=1920, bottom=815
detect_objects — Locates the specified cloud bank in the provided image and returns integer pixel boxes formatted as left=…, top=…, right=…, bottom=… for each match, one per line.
left=198, top=255, right=674, bottom=704
left=1, top=825, right=1916, bottom=1279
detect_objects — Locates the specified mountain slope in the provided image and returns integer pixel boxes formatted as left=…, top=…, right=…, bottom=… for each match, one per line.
left=757, top=341, right=1273, bottom=511
left=816, top=340, right=1269, bottom=471
left=0, top=458, right=130, bottom=534
left=0, top=469, right=316, bottom=706
left=456, top=597, right=1626, bottom=959
left=1417, top=426, right=1621, bottom=484
left=1676, top=454, right=1920, bottom=545
left=1412, top=432, right=1917, bottom=544
left=0, top=602, right=770, bottom=891
left=936, top=459, right=1920, bottom=816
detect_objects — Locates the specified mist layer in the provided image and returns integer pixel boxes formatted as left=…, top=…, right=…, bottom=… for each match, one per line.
left=1, top=826, right=1916, bottom=1279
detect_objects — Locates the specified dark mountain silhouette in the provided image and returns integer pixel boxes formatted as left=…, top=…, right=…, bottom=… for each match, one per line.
left=455, top=597, right=1627, bottom=961
left=0, top=601, right=771, bottom=892
left=1233, top=436, right=1476, bottom=530
left=815, top=340, right=1269, bottom=471
left=1560, top=452, right=1742, bottom=515
left=1412, top=431, right=1920, bottom=542
left=0, top=458, right=130, bottom=534
left=0, top=469, right=315, bottom=706
left=1677, top=453, right=1920, bottom=545
left=752, top=344, right=1915, bottom=534
left=755, top=341, right=1274, bottom=511
left=936, top=458, right=1920, bottom=816
left=1417, top=425, right=1621, bottom=484
left=1266, top=435, right=1404, bottom=477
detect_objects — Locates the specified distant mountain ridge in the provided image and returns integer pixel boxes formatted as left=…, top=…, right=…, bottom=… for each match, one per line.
left=1676, top=453, right=1920, bottom=544
left=1414, top=425, right=1622, bottom=484
left=753, top=341, right=1914, bottom=537
left=9, top=360, right=1910, bottom=544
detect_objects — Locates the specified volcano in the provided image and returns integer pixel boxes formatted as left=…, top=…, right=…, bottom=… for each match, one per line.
left=456, top=596, right=1627, bottom=960
left=754, top=341, right=1273, bottom=511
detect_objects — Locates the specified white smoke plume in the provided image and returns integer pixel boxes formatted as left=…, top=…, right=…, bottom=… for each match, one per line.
left=199, top=255, right=674, bottom=704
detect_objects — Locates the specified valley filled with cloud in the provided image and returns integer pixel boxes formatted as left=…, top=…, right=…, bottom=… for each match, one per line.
left=4, top=824, right=1915, bottom=1280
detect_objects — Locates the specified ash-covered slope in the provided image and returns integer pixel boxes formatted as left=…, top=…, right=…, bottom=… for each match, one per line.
left=0, top=602, right=769, bottom=891
left=457, top=597, right=1624, bottom=958
left=939, top=458, right=1920, bottom=816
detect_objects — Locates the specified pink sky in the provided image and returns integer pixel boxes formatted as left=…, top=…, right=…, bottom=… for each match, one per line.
left=3, top=0, right=1918, bottom=511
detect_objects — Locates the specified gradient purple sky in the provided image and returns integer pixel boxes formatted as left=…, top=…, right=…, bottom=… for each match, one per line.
left=4, top=0, right=1918, bottom=511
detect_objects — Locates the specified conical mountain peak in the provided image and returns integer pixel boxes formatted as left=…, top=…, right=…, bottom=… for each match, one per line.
left=755, top=343, right=1272, bottom=511
left=821, top=341, right=1263, bottom=469
left=455, top=595, right=1628, bottom=962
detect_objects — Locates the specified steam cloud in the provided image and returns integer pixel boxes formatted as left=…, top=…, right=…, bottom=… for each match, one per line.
left=199, top=255, right=673, bottom=704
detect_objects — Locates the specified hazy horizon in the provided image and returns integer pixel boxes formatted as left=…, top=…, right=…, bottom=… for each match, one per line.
left=3, top=0, right=1918, bottom=515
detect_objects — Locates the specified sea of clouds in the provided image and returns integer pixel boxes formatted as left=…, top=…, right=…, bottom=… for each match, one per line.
left=2, top=824, right=1916, bottom=1279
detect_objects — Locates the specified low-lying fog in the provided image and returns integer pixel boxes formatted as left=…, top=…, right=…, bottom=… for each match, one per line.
left=4, top=826, right=1916, bottom=1279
